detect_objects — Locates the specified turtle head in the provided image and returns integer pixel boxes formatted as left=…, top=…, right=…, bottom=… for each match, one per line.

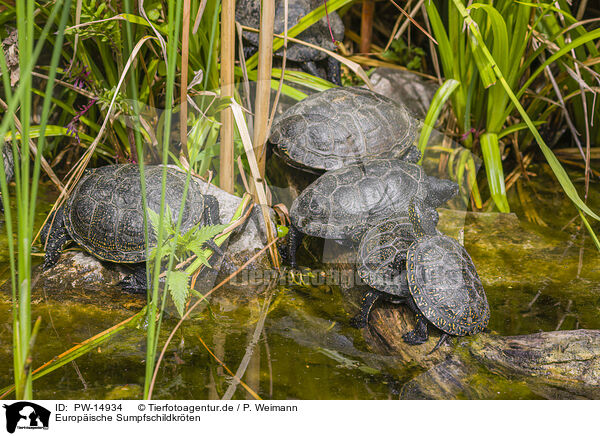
left=425, top=176, right=459, bottom=208
left=401, top=146, right=422, bottom=164
left=408, top=199, right=437, bottom=237
left=290, top=185, right=330, bottom=230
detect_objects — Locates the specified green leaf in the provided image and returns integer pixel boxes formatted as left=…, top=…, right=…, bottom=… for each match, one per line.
left=187, top=223, right=228, bottom=259
left=480, top=133, right=509, bottom=212
left=147, top=208, right=162, bottom=239
left=418, top=79, right=460, bottom=160
left=166, top=271, right=191, bottom=318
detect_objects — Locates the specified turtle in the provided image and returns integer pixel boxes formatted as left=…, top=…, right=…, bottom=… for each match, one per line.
left=356, top=215, right=417, bottom=299
left=352, top=200, right=490, bottom=352
left=0, top=144, right=14, bottom=213
left=286, top=159, right=458, bottom=268
left=236, top=0, right=344, bottom=84
left=41, top=164, right=222, bottom=292
left=269, top=87, right=420, bottom=173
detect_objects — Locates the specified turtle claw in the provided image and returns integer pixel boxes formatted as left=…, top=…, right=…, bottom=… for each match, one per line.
left=349, top=314, right=368, bottom=329
left=120, top=277, right=146, bottom=294
left=402, top=310, right=429, bottom=345
left=120, top=266, right=147, bottom=294
left=402, top=329, right=428, bottom=345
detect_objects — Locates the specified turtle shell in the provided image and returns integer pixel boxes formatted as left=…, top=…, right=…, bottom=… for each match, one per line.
left=270, top=87, right=419, bottom=171
left=357, top=215, right=415, bottom=297
left=406, top=235, right=490, bottom=336
left=236, top=0, right=343, bottom=62
left=64, top=164, right=207, bottom=263
left=290, top=159, right=429, bottom=242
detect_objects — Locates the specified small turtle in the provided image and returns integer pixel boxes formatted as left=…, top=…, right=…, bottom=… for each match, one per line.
left=41, top=164, right=222, bottom=292
left=353, top=200, right=490, bottom=352
left=286, top=159, right=458, bottom=268
left=269, top=87, right=420, bottom=173
left=236, top=0, right=344, bottom=84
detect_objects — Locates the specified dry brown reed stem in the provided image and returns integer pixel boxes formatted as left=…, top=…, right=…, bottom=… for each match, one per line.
left=220, top=0, right=236, bottom=193
left=192, top=0, right=208, bottom=34
left=230, top=101, right=280, bottom=267
left=388, top=0, right=436, bottom=45
left=179, top=0, right=191, bottom=158
left=252, top=0, right=275, bottom=178
left=360, top=0, right=375, bottom=54
left=385, top=0, right=426, bottom=52
left=147, top=237, right=280, bottom=399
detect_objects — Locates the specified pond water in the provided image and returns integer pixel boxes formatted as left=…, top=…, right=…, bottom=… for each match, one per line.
left=0, top=163, right=598, bottom=399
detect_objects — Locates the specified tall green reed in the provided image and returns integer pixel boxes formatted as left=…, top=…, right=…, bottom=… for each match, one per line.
left=0, top=0, right=71, bottom=399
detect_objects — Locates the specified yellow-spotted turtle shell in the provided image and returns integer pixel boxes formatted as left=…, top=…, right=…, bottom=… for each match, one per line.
left=406, top=235, right=490, bottom=336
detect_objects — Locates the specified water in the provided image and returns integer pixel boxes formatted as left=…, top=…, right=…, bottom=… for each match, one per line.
left=0, top=164, right=598, bottom=399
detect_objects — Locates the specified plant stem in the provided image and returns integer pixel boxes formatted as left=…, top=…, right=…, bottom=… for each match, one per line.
left=219, top=0, right=236, bottom=193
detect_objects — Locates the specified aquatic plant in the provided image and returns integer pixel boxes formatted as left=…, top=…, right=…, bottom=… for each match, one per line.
left=425, top=0, right=599, bottom=221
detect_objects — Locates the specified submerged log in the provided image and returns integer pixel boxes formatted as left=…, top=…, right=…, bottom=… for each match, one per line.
left=362, top=305, right=600, bottom=399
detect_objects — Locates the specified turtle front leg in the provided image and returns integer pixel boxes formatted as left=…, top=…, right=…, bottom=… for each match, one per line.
left=120, top=264, right=148, bottom=294
left=203, top=194, right=222, bottom=226
left=325, top=56, right=342, bottom=86
left=286, top=223, right=304, bottom=269
left=243, top=45, right=257, bottom=60
left=350, top=290, right=381, bottom=328
left=402, top=297, right=429, bottom=345
left=301, top=61, right=322, bottom=80
left=42, top=206, right=72, bottom=270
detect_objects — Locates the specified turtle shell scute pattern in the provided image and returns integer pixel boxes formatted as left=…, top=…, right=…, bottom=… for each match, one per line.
left=64, top=165, right=207, bottom=263
left=270, top=87, right=419, bottom=171
left=290, top=159, right=428, bottom=241
left=406, top=235, right=490, bottom=336
left=357, top=215, right=415, bottom=296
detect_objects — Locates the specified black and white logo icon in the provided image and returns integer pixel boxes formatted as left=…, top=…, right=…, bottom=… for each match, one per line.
left=3, top=402, right=50, bottom=434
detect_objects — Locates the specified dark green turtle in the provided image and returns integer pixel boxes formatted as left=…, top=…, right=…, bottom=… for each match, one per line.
left=353, top=200, right=490, bottom=353
left=236, top=0, right=344, bottom=84
left=286, top=159, right=458, bottom=267
left=41, top=164, right=221, bottom=292
left=270, top=87, right=420, bottom=173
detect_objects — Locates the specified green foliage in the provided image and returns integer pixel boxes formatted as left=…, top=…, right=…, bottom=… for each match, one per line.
left=381, top=39, right=425, bottom=71
left=147, top=205, right=227, bottom=317
left=426, top=0, right=600, bottom=214
left=166, top=271, right=191, bottom=318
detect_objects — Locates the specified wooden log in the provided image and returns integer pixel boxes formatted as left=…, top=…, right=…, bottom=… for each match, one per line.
left=361, top=305, right=600, bottom=399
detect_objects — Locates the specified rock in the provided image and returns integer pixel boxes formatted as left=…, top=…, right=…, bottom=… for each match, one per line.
left=363, top=68, right=438, bottom=119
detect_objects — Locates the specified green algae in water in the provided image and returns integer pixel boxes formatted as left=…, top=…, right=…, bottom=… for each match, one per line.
left=0, top=171, right=599, bottom=399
